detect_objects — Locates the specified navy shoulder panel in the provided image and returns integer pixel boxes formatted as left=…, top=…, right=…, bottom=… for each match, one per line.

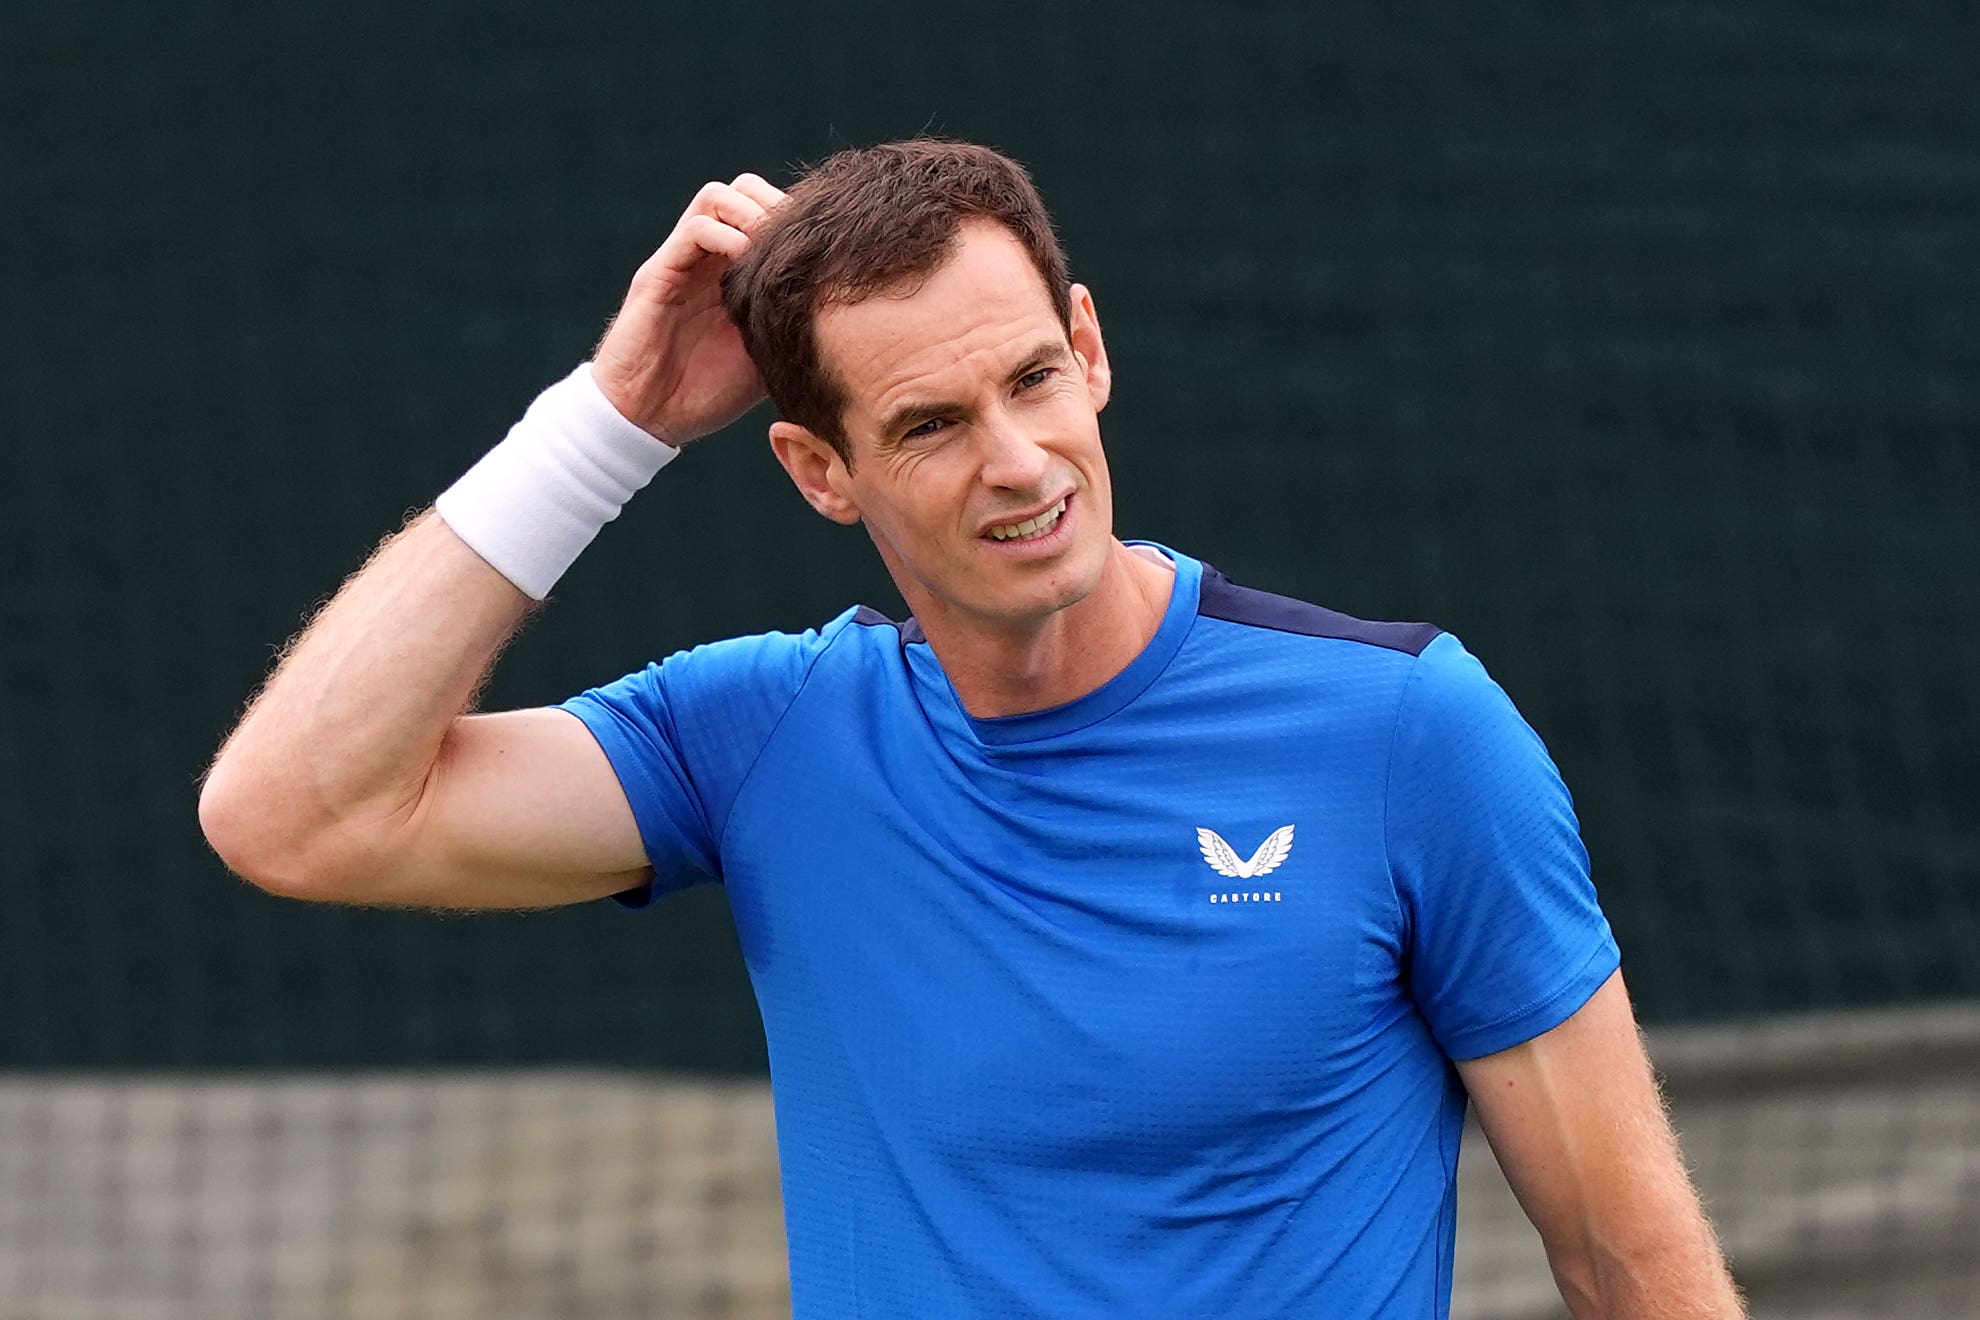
left=851, top=605, right=925, bottom=644
left=1198, top=565, right=1441, bottom=657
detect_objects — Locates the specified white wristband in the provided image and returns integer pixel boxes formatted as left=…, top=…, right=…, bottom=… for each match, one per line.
left=435, top=362, right=679, bottom=600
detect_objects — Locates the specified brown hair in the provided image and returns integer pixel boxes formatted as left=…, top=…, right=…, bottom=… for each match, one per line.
left=721, top=139, right=1071, bottom=461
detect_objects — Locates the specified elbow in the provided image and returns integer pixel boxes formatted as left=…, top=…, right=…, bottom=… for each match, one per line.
left=1536, top=1231, right=1601, bottom=1319
left=198, top=754, right=365, bottom=901
left=1553, top=1225, right=1743, bottom=1320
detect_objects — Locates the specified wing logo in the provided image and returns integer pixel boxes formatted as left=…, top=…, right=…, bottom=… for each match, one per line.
left=1197, top=825, right=1295, bottom=880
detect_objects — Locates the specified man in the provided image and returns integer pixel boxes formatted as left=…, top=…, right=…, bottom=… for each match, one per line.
left=200, top=140, right=1744, bottom=1317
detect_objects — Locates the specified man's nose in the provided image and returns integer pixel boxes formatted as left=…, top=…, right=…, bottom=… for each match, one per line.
left=975, top=410, right=1053, bottom=491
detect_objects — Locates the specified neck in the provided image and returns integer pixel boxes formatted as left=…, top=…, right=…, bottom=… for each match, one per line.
left=910, top=540, right=1177, bottom=719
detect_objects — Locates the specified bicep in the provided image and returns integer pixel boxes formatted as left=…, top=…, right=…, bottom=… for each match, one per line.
left=1457, top=972, right=1694, bottom=1267
left=393, top=707, right=651, bottom=909
left=1458, top=973, right=1744, bottom=1314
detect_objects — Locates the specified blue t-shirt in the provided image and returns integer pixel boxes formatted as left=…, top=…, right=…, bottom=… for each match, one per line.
left=561, top=546, right=1618, bottom=1319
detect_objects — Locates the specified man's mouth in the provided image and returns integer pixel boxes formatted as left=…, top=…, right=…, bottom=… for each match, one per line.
left=984, top=497, right=1068, bottom=542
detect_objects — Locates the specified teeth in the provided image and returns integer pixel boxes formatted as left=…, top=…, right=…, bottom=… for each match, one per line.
left=988, top=499, right=1066, bottom=542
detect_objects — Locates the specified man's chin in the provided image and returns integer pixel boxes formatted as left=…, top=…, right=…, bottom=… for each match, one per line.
left=879, top=527, right=1110, bottom=631
left=974, top=549, right=1108, bottom=624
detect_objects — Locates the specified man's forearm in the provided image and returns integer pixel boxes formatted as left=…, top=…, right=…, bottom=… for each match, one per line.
left=198, top=511, right=532, bottom=891
left=199, top=175, right=782, bottom=905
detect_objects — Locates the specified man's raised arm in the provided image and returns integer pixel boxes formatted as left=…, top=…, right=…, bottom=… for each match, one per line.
left=198, top=174, right=786, bottom=910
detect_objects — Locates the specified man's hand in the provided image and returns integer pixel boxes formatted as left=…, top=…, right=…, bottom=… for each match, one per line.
left=591, top=173, right=787, bottom=445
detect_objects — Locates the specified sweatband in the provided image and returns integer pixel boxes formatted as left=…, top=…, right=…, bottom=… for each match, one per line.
left=435, top=362, right=678, bottom=599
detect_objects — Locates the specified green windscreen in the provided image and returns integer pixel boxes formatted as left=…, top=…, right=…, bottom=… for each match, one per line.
left=4, top=0, right=1974, bottom=1072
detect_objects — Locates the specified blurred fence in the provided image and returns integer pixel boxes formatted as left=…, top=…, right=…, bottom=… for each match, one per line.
left=5, top=1005, right=1975, bottom=1318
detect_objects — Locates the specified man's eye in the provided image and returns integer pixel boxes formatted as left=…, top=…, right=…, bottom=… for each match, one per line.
left=904, top=417, right=947, bottom=439
left=1018, top=368, right=1054, bottom=390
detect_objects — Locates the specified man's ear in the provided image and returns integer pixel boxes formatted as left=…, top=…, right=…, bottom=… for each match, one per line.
left=768, top=421, right=862, bottom=525
left=1068, top=282, right=1112, bottom=413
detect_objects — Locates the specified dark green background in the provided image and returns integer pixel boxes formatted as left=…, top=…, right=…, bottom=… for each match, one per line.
left=5, top=2, right=1975, bottom=1070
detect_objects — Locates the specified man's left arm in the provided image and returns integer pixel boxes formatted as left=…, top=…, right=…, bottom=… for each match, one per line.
left=1456, top=970, right=1746, bottom=1319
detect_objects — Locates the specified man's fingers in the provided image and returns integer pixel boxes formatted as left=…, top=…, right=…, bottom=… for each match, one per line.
left=687, top=180, right=771, bottom=234
left=593, top=173, right=781, bottom=442
left=625, top=173, right=783, bottom=290
left=628, top=215, right=747, bottom=289
left=675, top=212, right=750, bottom=260
left=729, top=172, right=787, bottom=211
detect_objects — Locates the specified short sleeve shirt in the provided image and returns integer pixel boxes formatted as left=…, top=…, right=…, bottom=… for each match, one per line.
left=561, top=545, right=1619, bottom=1319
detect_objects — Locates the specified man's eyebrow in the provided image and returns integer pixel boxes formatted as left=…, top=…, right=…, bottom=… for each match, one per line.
left=1010, top=340, right=1074, bottom=377
left=876, top=396, right=966, bottom=442
left=874, top=341, right=1074, bottom=440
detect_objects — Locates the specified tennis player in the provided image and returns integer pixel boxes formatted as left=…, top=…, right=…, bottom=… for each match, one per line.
left=201, top=140, right=1745, bottom=1317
